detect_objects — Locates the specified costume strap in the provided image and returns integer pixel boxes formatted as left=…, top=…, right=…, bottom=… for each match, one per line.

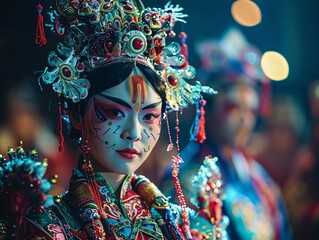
left=131, top=175, right=187, bottom=240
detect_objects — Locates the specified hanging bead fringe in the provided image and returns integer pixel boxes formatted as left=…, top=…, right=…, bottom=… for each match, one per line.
left=58, top=97, right=65, bottom=152
left=165, top=110, right=191, bottom=238
left=35, top=4, right=47, bottom=46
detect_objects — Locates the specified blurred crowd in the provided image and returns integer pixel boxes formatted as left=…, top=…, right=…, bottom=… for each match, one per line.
left=1, top=28, right=319, bottom=239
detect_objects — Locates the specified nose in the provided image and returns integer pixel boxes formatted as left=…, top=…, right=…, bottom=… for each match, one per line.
left=239, top=108, right=256, bottom=128
left=120, top=117, right=141, bottom=141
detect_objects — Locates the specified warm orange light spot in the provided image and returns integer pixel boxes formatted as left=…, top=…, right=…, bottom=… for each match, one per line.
left=261, top=51, right=289, bottom=81
left=231, top=0, right=262, bottom=27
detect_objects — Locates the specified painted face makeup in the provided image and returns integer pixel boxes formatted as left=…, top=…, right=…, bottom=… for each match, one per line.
left=84, top=68, right=162, bottom=175
left=129, top=67, right=147, bottom=113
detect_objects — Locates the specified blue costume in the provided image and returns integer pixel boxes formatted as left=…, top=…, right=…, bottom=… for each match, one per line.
left=161, top=140, right=292, bottom=240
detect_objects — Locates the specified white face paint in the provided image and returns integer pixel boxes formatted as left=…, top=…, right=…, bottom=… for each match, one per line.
left=84, top=69, right=162, bottom=174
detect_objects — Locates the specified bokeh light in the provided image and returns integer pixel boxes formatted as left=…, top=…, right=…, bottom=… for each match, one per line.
left=261, top=51, right=289, bottom=81
left=314, top=83, right=319, bottom=98
left=231, top=0, right=262, bottom=27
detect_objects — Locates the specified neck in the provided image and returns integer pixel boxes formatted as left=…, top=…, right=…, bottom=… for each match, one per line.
left=86, top=152, right=127, bottom=192
left=98, top=172, right=127, bottom=194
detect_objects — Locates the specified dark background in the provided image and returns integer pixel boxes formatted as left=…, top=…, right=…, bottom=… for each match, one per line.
left=1, top=0, right=319, bottom=121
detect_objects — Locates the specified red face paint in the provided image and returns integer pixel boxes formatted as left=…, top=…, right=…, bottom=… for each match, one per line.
left=129, top=73, right=147, bottom=112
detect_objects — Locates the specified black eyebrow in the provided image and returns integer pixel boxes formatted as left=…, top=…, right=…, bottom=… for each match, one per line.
left=142, top=101, right=162, bottom=110
left=98, top=94, right=132, bottom=109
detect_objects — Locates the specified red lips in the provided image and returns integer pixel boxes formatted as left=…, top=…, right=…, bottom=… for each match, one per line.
left=116, top=148, right=139, bottom=160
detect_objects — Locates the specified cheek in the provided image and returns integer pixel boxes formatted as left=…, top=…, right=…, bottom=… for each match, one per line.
left=87, top=110, right=123, bottom=148
left=141, top=123, right=161, bottom=152
left=144, top=125, right=161, bottom=141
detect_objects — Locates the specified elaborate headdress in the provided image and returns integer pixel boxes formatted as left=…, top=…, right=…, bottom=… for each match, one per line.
left=39, top=0, right=216, bottom=110
left=195, top=27, right=271, bottom=116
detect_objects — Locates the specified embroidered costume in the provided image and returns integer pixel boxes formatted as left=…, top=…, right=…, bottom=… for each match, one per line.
left=0, top=148, right=227, bottom=239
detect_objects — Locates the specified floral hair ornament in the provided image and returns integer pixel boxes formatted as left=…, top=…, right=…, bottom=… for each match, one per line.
left=37, top=0, right=217, bottom=235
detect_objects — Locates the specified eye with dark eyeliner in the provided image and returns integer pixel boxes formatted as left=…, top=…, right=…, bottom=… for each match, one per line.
left=143, top=113, right=160, bottom=122
left=104, top=108, right=125, bottom=119
left=94, top=97, right=127, bottom=121
left=93, top=98, right=107, bottom=122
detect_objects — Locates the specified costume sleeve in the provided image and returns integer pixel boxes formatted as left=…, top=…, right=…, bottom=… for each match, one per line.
left=22, top=204, right=83, bottom=240
left=254, top=162, right=292, bottom=240
left=18, top=216, right=56, bottom=240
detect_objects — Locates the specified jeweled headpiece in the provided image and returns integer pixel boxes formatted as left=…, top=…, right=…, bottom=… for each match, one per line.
left=40, top=0, right=216, bottom=110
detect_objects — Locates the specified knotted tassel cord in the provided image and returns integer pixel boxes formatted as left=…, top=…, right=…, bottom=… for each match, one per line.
left=80, top=111, right=103, bottom=213
left=195, top=99, right=207, bottom=144
left=190, top=99, right=207, bottom=144
left=81, top=140, right=105, bottom=238
left=35, top=4, right=47, bottom=46
left=80, top=105, right=105, bottom=238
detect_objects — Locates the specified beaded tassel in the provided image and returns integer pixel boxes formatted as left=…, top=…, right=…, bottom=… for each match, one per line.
left=57, top=96, right=65, bottom=152
left=80, top=137, right=106, bottom=239
left=165, top=110, right=174, bottom=152
left=81, top=140, right=103, bottom=212
left=165, top=110, right=191, bottom=238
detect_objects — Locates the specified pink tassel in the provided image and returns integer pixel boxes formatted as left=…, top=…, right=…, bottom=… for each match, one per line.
left=179, top=32, right=188, bottom=68
left=35, top=4, right=47, bottom=46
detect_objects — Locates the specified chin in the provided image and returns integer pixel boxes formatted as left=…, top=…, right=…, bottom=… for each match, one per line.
left=112, top=165, right=140, bottom=175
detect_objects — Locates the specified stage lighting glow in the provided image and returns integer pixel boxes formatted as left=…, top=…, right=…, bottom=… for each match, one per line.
left=261, top=51, right=289, bottom=81
left=231, top=0, right=262, bottom=27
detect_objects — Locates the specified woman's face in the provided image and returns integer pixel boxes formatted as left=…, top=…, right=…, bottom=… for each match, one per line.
left=84, top=68, right=162, bottom=174
left=219, top=84, right=259, bottom=147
